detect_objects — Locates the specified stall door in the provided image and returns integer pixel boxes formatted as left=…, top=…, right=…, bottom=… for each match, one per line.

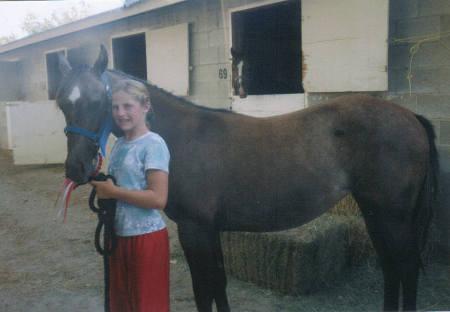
left=230, top=0, right=388, bottom=116
left=302, top=0, right=389, bottom=92
left=7, top=101, right=66, bottom=165
left=231, top=0, right=305, bottom=117
left=147, top=24, right=189, bottom=96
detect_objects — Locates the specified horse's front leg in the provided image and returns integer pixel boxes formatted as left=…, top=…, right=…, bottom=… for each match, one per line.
left=178, top=221, right=230, bottom=312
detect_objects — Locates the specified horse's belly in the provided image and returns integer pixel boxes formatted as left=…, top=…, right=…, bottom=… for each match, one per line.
left=218, top=187, right=348, bottom=232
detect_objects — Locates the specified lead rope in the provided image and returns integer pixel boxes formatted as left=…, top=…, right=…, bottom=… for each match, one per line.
left=55, top=154, right=115, bottom=312
left=89, top=172, right=117, bottom=312
left=55, top=153, right=103, bottom=223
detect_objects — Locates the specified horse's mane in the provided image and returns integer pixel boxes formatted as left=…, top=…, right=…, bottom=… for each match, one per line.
left=106, top=69, right=232, bottom=114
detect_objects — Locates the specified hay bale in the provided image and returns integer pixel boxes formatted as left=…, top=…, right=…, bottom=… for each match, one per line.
left=344, top=217, right=376, bottom=266
left=329, top=194, right=361, bottom=216
left=222, top=215, right=352, bottom=295
left=221, top=191, right=447, bottom=295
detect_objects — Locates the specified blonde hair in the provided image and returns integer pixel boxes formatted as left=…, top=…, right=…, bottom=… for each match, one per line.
left=112, top=79, right=154, bottom=127
left=112, top=79, right=151, bottom=107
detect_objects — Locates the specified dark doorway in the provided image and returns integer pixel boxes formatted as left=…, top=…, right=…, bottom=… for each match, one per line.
left=232, top=0, right=303, bottom=95
left=46, top=50, right=65, bottom=100
left=112, top=33, right=147, bottom=80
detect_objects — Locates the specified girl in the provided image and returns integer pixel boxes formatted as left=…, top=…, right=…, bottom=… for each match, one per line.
left=91, top=79, right=170, bottom=312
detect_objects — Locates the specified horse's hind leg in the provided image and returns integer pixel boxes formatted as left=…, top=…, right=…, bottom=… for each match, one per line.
left=387, top=214, right=421, bottom=312
left=400, top=250, right=420, bottom=311
left=382, top=222, right=420, bottom=312
left=356, top=201, right=400, bottom=310
left=178, top=221, right=230, bottom=312
left=354, top=192, right=420, bottom=311
left=381, top=221, right=420, bottom=312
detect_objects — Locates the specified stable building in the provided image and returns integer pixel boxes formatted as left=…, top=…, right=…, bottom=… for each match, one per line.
left=0, top=0, right=449, bottom=173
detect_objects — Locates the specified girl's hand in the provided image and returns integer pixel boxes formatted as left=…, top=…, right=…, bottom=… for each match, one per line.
left=89, top=170, right=168, bottom=210
left=90, top=179, right=117, bottom=199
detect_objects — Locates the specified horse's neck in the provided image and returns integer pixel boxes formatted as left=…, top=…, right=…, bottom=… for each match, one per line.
left=105, top=71, right=223, bottom=136
left=150, top=89, right=202, bottom=132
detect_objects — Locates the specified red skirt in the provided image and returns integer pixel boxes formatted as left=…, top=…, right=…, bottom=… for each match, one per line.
left=109, top=228, right=170, bottom=312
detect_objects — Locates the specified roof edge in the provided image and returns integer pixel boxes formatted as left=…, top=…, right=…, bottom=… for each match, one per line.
left=0, top=0, right=186, bottom=55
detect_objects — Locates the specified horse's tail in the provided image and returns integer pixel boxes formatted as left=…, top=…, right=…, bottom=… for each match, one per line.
left=414, top=114, right=440, bottom=262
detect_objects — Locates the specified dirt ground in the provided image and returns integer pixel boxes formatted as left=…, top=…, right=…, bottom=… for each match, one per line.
left=0, top=149, right=448, bottom=312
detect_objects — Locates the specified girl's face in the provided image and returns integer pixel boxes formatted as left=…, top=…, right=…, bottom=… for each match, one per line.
left=112, top=90, right=150, bottom=138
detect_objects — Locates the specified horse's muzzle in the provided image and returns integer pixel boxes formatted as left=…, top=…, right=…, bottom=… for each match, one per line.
left=65, top=157, right=94, bottom=184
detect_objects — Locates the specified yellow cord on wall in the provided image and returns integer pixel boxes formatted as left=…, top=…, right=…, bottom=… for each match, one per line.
left=392, top=30, right=450, bottom=95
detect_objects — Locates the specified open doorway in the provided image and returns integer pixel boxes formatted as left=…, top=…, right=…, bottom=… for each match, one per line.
left=0, top=60, right=23, bottom=101
left=46, top=50, right=66, bottom=100
left=112, top=33, right=147, bottom=80
left=231, top=0, right=303, bottom=96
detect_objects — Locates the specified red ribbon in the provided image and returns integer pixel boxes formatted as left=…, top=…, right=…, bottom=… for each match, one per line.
left=56, top=153, right=103, bottom=223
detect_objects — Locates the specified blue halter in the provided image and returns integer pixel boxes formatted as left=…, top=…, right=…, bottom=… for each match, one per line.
left=64, top=72, right=112, bottom=157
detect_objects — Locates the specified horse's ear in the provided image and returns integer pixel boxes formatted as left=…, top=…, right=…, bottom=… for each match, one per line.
left=93, top=45, right=108, bottom=74
left=231, top=47, right=236, bottom=58
left=230, top=47, right=241, bottom=59
left=58, top=51, right=72, bottom=77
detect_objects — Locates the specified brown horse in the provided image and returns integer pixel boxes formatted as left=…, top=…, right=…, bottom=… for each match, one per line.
left=56, top=46, right=438, bottom=312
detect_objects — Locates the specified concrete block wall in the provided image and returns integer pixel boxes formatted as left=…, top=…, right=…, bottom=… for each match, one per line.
left=0, top=62, right=23, bottom=100
left=0, top=0, right=233, bottom=110
left=0, top=0, right=448, bottom=170
left=0, top=103, right=11, bottom=149
left=306, top=1, right=450, bottom=249
left=180, top=0, right=230, bottom=109
left=96, top=0, right=232, bottom=110
left=388, top=0, right=450, bottom=173
left=307, top=0, right=450, bottom=174
left=23, top=53, right=51, bottom=100
left=389, top=0, right=450, bottom=252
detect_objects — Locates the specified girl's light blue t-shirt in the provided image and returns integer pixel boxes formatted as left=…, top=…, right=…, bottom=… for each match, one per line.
left=108, top=132, right=170, bottom=237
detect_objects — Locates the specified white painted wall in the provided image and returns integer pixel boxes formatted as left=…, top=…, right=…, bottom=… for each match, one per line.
left=147, top=23, right=190, bottom=96
left=302, top=0, right=389, bottom=92
left=7, top=101, right=67, bottom=165
left=231, top=94, right=306, bottom=117
left=6, top=101, right=116, bottom=168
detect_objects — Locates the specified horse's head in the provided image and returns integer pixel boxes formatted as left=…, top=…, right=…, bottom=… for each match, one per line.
left=231, top=48, right=247, bottom=98
left=56, top=45, right=116, bottom=184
